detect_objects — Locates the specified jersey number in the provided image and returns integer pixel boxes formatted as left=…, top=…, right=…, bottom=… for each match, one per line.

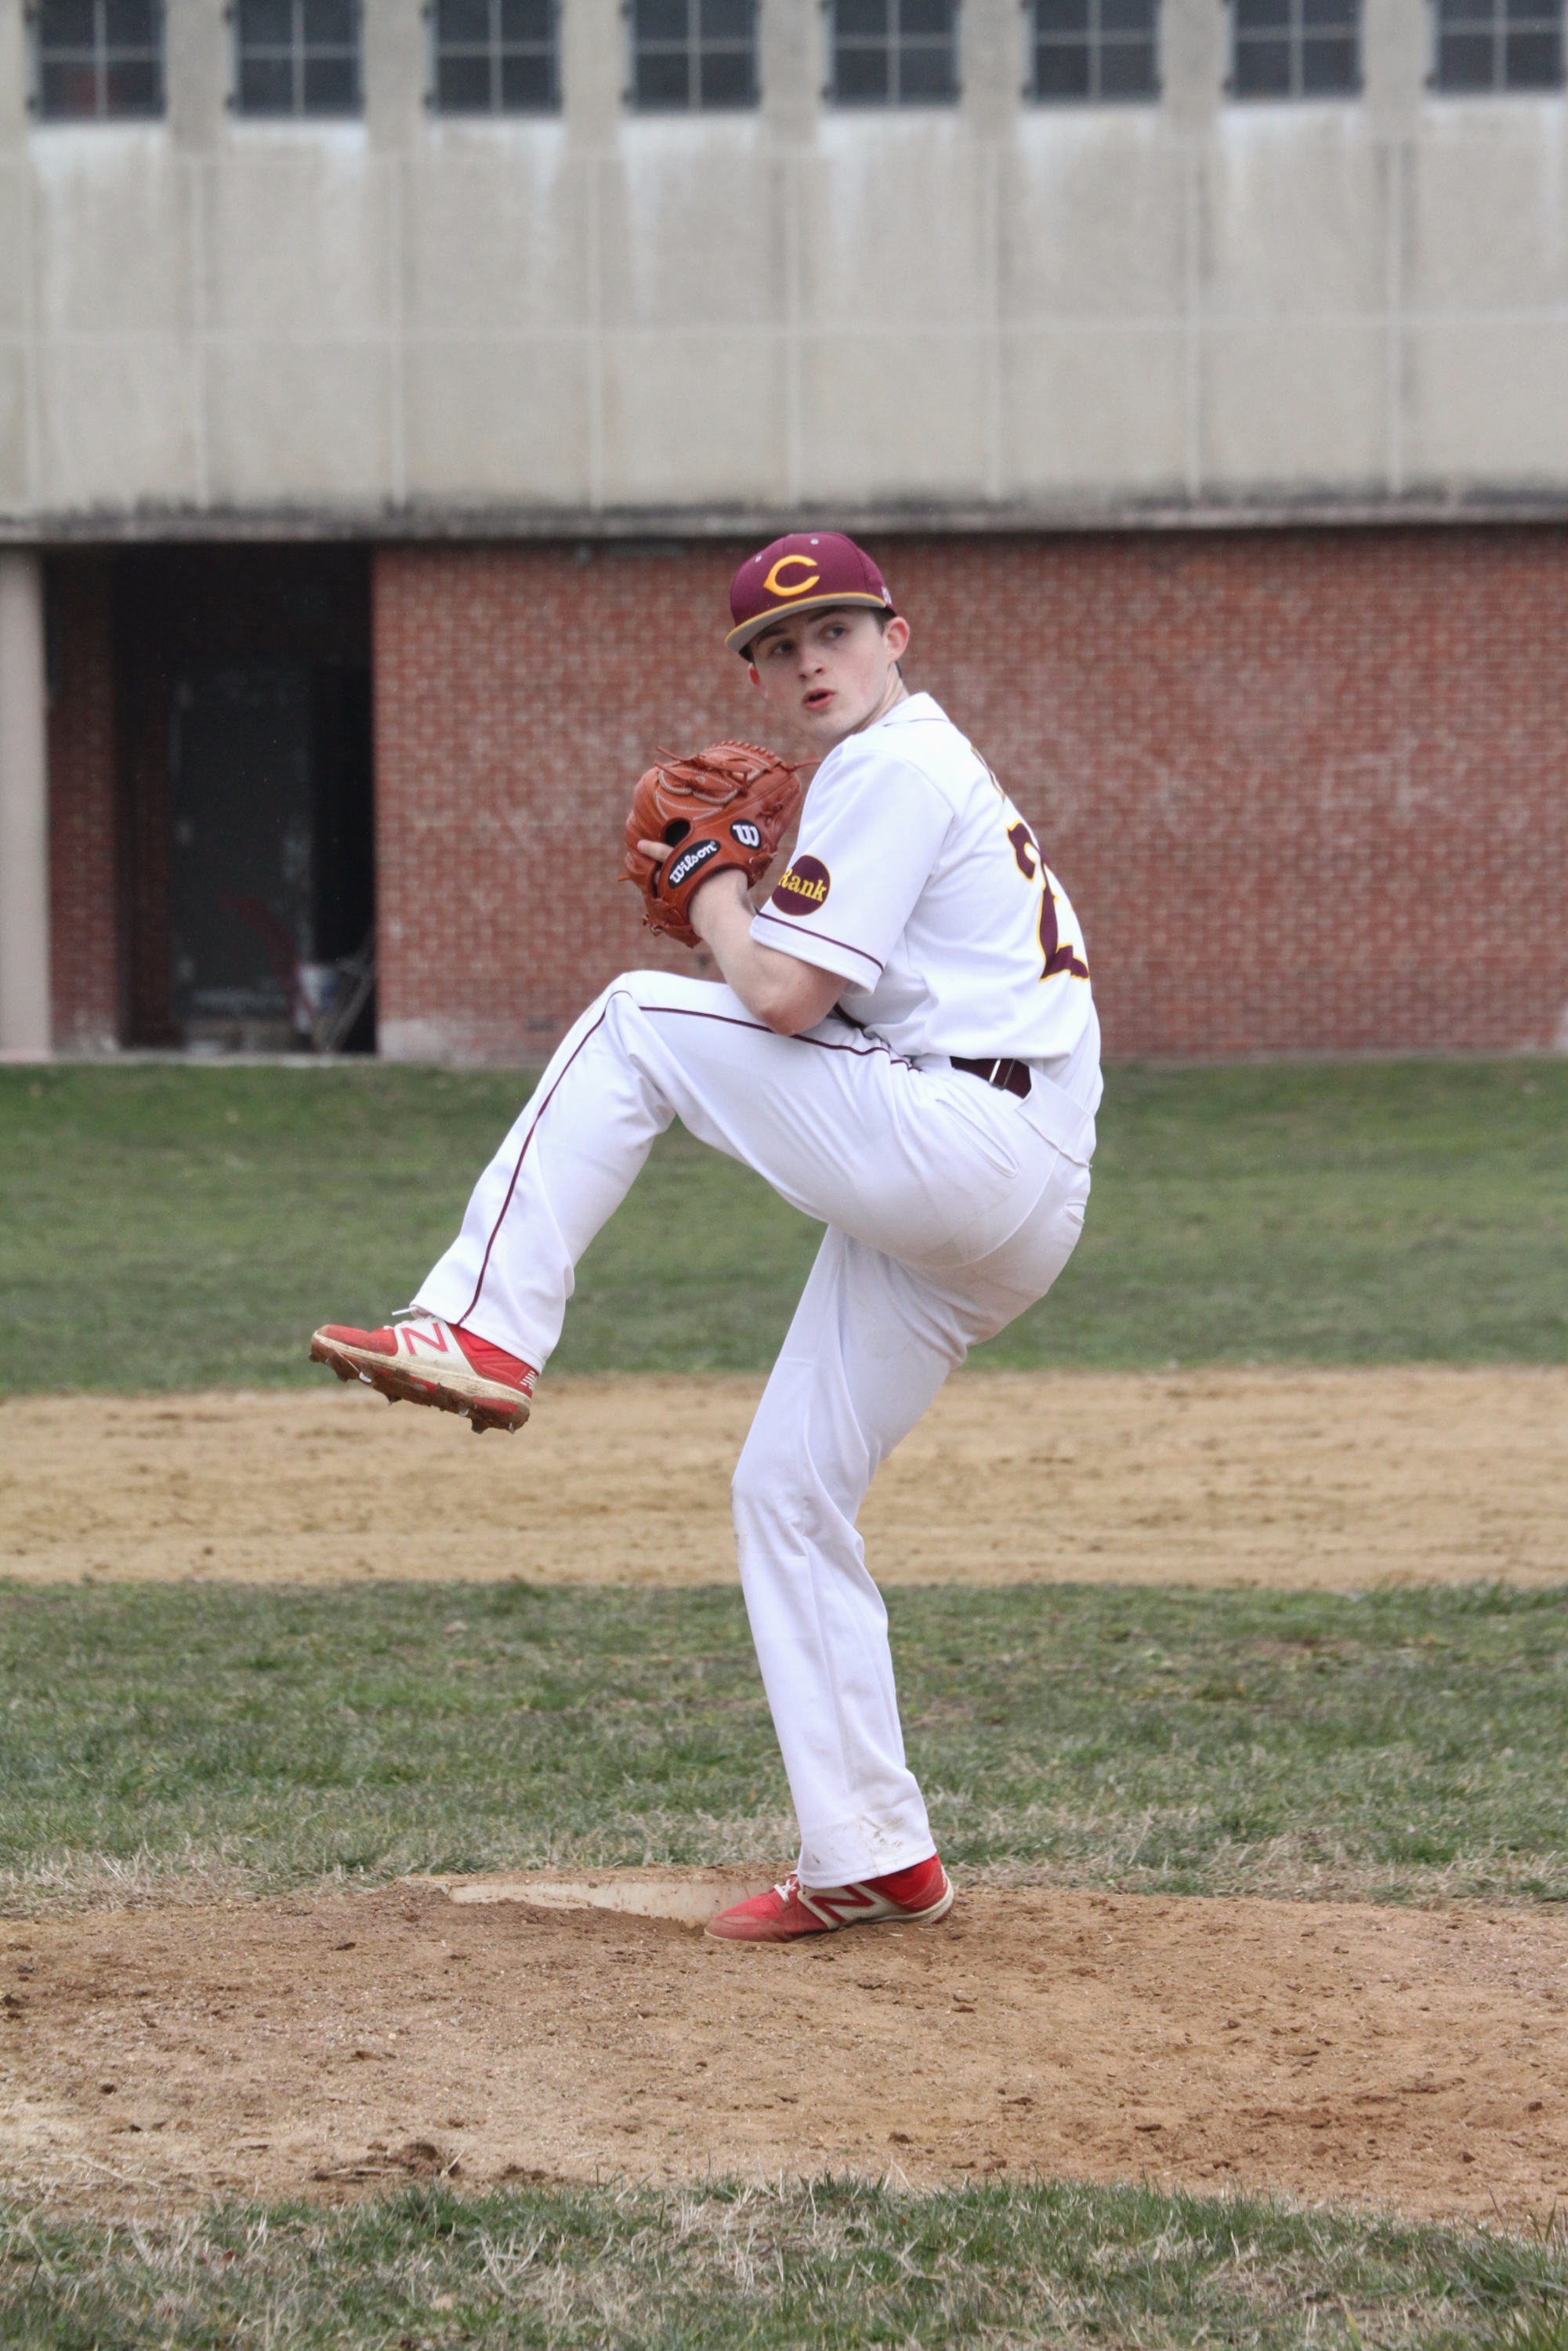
left=1007, top=821, right=1088, bottom=982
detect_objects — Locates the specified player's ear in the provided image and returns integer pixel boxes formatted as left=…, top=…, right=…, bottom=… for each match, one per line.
left=885, top=615, right=911, bottom=661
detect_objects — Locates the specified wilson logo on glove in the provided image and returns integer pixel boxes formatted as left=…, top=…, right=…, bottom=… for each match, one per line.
left=667, top=839, right=722, bottom=891
left=621, top=740, right=804, bottom=951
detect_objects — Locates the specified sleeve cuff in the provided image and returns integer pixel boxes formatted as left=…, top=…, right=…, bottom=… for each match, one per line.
left=749, top=908, right=883, bottom=994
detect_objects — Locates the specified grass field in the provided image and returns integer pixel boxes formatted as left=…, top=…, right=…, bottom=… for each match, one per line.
left=1, top=1056, right=1566, bottom=1390
left=7, top=2176, right=1567, bottom=2350
left=3, top=1578, right=1563, bottom=1912
left=5, top=1058, right=1566, bottom=2342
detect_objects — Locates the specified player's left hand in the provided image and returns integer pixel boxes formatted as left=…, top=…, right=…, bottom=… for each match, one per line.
left=622, top=741, right=803, bottom=949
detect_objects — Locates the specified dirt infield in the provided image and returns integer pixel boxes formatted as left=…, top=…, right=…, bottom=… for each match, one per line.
left=5, top=1366, right=1565, bottom=2230
left=3, top=1364, right=1566, bottom=1589
left=3, top=1883, right=1565, bottom=2224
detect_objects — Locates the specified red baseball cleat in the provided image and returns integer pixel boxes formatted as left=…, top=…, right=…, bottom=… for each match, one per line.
left=705, top=1855, right=954, bottom=1943
left=310, top=1312, right=536, bottom=1435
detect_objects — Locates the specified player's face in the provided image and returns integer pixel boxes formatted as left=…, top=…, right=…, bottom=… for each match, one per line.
left=746, top=607, right=911, bottom=751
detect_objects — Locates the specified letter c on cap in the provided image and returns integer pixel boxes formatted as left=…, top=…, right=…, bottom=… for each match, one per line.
left=763, top=555, right=821, bottom=598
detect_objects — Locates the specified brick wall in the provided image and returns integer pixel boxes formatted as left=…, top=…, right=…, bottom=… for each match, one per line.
left=375, top=528, right=1568, bottom=1063
left=374, top=542, right=769, bottom=1064
left=46, top=556, right=120, bottom=1051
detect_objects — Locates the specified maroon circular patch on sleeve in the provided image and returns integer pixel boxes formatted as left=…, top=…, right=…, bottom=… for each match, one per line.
left=770, top=855, right=831, bottom=917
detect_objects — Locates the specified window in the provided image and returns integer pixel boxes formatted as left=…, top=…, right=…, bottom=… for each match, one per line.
left=829, top=0, right=959, bottom=105
left=1030, top=0, right=1158, bottom=100
left=33, top=0, right=164, bottom=120
left=431, top=0, right=559, bottom=111
left=234, top=0, right=360, bottom=118
left=629, top=0, right=757, bottom=109
left=1433, top=0, right=1563, bottom=87
left=1231, top=0, right=1359, bottom=94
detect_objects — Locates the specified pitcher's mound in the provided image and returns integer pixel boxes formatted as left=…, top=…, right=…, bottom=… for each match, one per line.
left=5, top=1883, right=1567, bottom=2225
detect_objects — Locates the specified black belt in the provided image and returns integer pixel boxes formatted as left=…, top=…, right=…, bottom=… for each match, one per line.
left=951, top=1055, right=1032, bottom=1103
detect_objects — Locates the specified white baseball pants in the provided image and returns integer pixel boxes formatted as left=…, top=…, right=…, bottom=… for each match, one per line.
left=416, top=970, right=1091, bottom=1889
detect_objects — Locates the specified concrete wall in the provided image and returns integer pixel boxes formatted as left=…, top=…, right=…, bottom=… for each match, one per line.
left=0, top=546, right=49, bottom=1048
left=4, top=0, right=1568, bottom=535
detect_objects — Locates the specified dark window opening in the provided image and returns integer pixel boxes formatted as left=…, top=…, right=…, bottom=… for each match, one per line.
left=168, top=665, right=374, bottom=1051
left=628, top=0, right=758, bottom=110
left=34, top=0, right=165, bottom=121
left=1232, top=0, right=1360, bottom=95
left=1434, top=0, right=1563, bottom=87
left=1030, top=0, right=1159, bottom=101
left=829, top=0, right=959, bottom=106
left=431, top=0, right=559, bottom=112
left=234, top=0, right=361, bottom=119
left=114, top=547, right=376, bottom=1054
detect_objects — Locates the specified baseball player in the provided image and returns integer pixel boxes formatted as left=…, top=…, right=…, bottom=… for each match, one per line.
left=312, top=533, right=1100, bottom=1943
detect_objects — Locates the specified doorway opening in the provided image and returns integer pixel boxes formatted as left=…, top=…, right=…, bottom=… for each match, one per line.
left=117, top=545, right=375, bottom=1052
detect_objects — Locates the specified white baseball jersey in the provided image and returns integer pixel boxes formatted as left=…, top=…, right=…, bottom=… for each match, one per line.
left=749, top=692, right=1101, bottom=1117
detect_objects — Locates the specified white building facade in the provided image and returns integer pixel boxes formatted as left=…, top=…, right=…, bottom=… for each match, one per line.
left=2, top=0, right=1566, bottom=1058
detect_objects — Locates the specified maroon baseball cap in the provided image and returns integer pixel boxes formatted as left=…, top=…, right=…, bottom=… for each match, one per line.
left=726, top=532, right=896, bottom=656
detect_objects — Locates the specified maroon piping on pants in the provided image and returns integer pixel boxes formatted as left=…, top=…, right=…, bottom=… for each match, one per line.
left=458, top=992, right=918, bottom=1328
left=457, top=1004, right=613, bottom=1326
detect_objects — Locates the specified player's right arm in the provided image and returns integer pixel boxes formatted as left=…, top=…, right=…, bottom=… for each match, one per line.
left=685, top=868, right=845, bottom=1034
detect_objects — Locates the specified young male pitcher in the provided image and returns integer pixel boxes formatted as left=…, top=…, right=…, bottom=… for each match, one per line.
left=313, top=534, right=1101, bottom=1943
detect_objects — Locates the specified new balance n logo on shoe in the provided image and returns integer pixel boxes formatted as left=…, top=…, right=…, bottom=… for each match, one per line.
left=400, top=1322, right=451, bottom=1355
left=798, top=1884, right=881, bottom=1926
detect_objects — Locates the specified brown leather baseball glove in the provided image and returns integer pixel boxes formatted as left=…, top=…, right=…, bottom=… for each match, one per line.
left=622, top=740, right=803, bottom=949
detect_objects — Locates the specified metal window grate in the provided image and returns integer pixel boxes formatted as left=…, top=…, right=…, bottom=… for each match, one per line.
left=432, top=0, right=559, bottom=112
left=1030, top=0, right=1159, bottom=101
left=33, top=0, right=165, bottom=120
left=1232, top=0, right=1360, bottom=95
left=234, top=0, right=361, bottom=118
left=629, top=0, right=758, bottom=110
left=1433, top=0, right=1563, bottom=87
left=829, top=0, right=959, bottom=106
